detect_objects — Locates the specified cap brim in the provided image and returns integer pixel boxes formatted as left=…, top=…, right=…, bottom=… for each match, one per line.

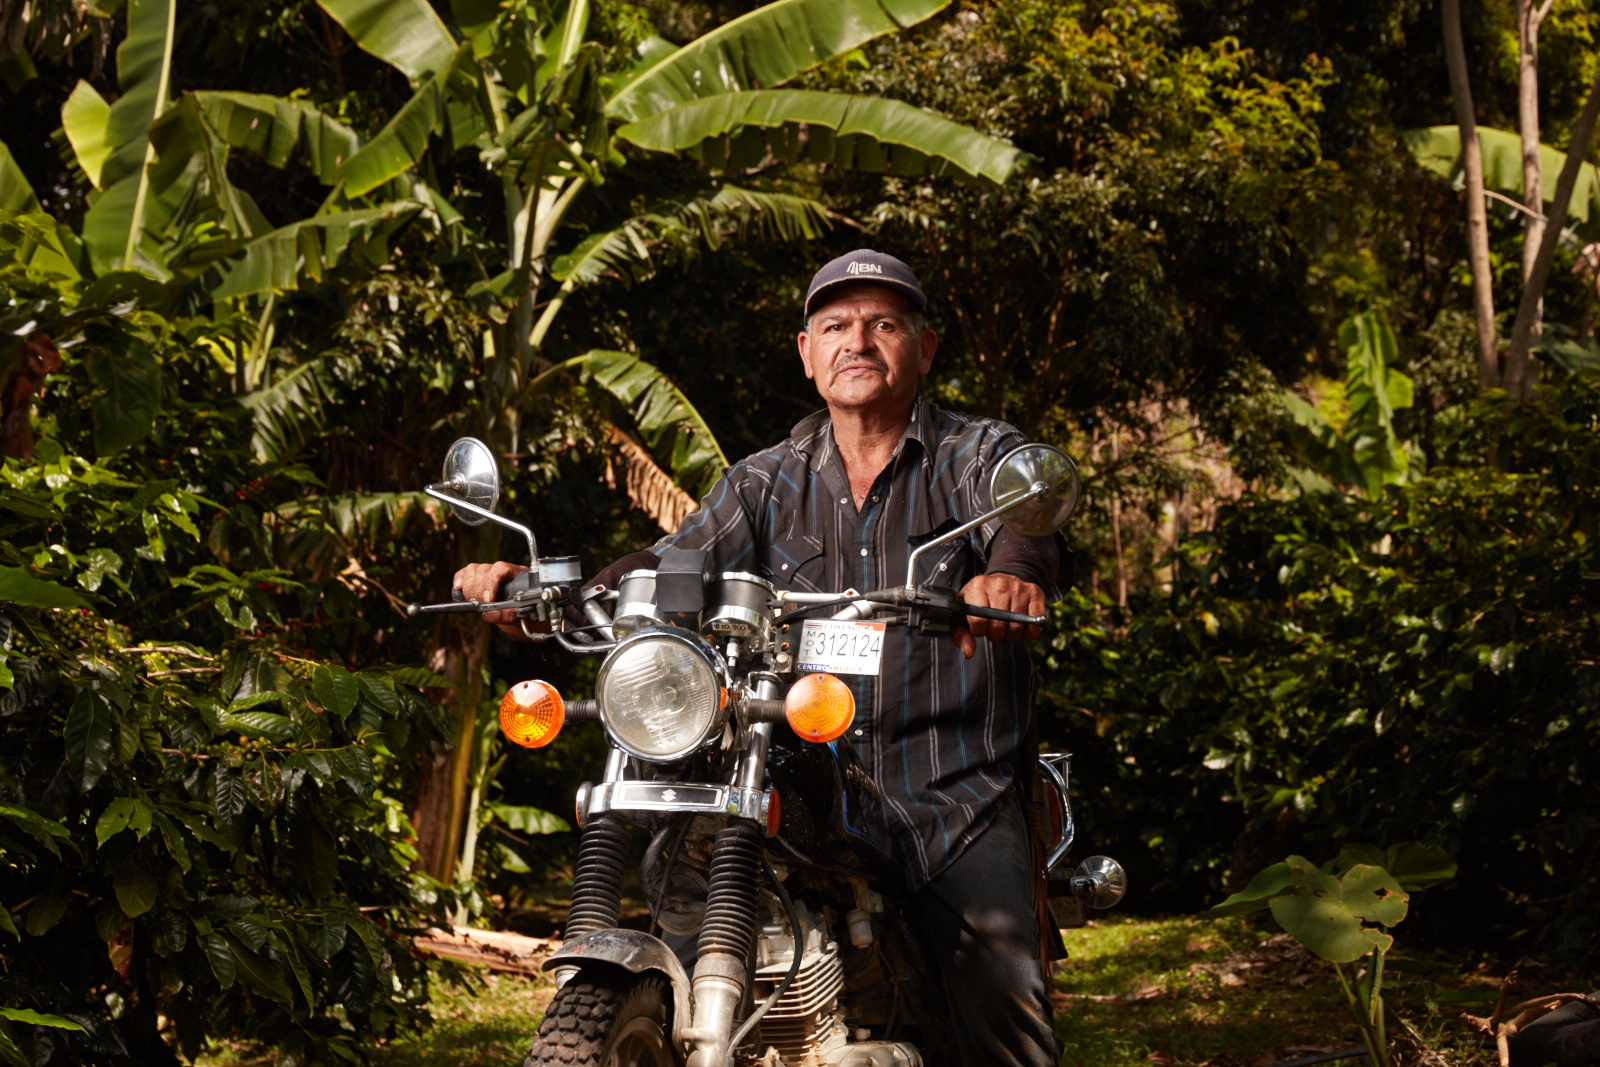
left=804, top=277, right=927, bottom=320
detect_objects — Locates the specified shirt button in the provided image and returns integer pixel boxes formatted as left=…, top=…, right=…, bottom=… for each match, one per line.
left=781, top=563, right=789, bottom=570
left=840, top=497, right=848, bottom=504
left=860, top=548, right=868, bottom=557
left=854, top=728, right=864, bottom=737
left=872, top=495, right=879, bottom=502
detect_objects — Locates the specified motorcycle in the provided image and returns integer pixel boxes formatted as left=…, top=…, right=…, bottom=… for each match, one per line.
left=408, top=437, right=1128, bottom=1067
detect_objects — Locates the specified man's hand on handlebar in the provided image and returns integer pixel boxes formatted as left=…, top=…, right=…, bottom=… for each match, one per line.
left=954, top=573, right=1045, bottom=659
left=454, top=562, right=532, bottom=640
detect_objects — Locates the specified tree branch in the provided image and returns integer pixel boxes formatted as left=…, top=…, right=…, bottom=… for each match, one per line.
left=1505, top=65, right=1600, bottom=400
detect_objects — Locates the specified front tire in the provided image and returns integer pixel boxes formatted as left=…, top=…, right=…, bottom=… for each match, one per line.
left=523, top=972, right=679, bottom=1067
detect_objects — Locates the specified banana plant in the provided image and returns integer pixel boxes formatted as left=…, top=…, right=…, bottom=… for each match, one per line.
left=1403, top=125, right=1600, bottom=238
left=50, top=0, right=418, bottom=288
left=1282, top=310, right=1421, bottom=500
left=316, top=0, right=1027, bottom=402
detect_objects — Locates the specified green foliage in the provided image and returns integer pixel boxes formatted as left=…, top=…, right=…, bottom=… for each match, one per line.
left=1282, top=310, right=1418, bottom=498
left=1403, top=125, right=1600, bottom=236
left=604, top=0, right=951, bottom=121
left=1207, top=845, right=1453, bottom=1065
left=0, top=209, right=457, bottom=1064
left=1041, top=373, right=1600, bottom=960
left=531, top=350, right=730, bottom=494
left=615, top=88, right=1027, bottom=186
left=815, top=0, right=1333, bottom=441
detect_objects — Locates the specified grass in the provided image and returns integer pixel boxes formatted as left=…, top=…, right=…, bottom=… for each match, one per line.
left=198, top=914, right=1594, bottom=1067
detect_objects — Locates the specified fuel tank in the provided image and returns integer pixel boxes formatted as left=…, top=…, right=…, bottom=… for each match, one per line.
left=764, top=729, right=900, bottom=885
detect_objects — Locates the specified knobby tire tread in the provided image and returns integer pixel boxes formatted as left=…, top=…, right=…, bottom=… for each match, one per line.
left=522, top=974, right=671, bottom=1067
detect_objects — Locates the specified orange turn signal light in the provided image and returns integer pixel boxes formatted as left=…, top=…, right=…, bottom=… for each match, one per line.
left=785, top=672, right=855, bottom=743
left=500, top=680, right=564, bottom=748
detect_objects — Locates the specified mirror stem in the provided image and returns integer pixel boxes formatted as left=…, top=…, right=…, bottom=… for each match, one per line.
left=903, top=481, right=1050, bottom=591
left=425, top=485, right=539, bottom=565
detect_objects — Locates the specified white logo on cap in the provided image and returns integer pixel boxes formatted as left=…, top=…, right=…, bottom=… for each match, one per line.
left=845, top=261, right=884, bottom=275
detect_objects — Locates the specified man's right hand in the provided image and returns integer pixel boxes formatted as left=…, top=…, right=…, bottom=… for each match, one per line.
left=453, top=561, right=531, bottom=640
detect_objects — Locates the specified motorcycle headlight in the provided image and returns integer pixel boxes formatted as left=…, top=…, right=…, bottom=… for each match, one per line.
left=597, top=629, right=727, bottom=761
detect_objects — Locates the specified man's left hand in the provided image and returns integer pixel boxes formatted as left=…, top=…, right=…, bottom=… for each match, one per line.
left=954, top=573, right=1046, bottom=659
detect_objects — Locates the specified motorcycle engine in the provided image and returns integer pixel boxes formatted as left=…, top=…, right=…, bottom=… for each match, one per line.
left=750, top=900, right=922, bottom=1067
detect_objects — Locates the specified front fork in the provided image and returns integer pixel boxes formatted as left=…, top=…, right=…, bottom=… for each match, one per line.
left=682, top=679, right=777, bottom=1067
left=560, top=686, right=778, bottom=1067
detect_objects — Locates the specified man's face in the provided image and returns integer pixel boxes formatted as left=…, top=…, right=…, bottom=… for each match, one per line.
left=797, top=286, right=937, bottom=416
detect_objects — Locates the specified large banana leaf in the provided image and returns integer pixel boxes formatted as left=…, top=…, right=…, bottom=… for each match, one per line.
left=317, top=0, right=459, bottom=84
left=1282, top=310, right=1416, bottom=500
left=617, top=89, right=1026, bottom=187
left=82, top=0, right=177, bottom=273
left=0, top=209, right=85, bottom=281
left=0, top=140, right=40, bottom=214
left=62, top=80, right=113, bottom=189
left=189, top=92, right=361, bottom=186
left=80, top=141, right=196, bottom=278
left=605, top=0, right=949, bottom=122
left=339, top=42, right=476, bottom=198
left=551, top=186, right=829, bottom=285
left=239, top=359, right=332, bottom=463
left=198, top=202, right=423, bottom=301
left=1403, top=125, right=1600, bottom=229
left=101, top=0, right=174, bottom=184
left=528, top=350, right=728, bottom=494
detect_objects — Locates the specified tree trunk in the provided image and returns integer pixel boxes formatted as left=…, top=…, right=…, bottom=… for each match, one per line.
left=1109, top=430, right=1128, bottom=614
left=438, top=621, right=491, bottom=884
left=1511, top=0, right=1556, bottom=394
left=410, top=740, right=454, bottom=876
left=1442, top=0, right=1500, bottom=392
left=1506, top=67, right=1600, bottom=400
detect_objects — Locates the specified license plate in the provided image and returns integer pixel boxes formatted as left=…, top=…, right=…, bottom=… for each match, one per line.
left=795, top=619, right=885, bottom=676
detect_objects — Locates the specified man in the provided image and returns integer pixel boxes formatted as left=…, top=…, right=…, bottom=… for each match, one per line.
left=457, top=250, right=1066, bottom=1067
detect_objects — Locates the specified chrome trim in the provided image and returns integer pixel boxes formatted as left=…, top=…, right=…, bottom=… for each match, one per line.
left=587, top=779, right=772, bottom=823
left=702, top=572, right=778, bottom=640
left=1039, top=752, right=1075, bottom=869
left=612, top=569, right=664, bottom=635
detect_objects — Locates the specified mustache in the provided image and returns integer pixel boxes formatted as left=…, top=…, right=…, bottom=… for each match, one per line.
left=832, top=356, right=888, bottom=375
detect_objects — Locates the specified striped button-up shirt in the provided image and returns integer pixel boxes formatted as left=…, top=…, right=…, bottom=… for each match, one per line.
left=652, top=394, right=1067, bottom=887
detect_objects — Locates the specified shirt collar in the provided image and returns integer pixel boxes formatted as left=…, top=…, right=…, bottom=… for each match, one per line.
left=790, top=393, right=930, bottom=473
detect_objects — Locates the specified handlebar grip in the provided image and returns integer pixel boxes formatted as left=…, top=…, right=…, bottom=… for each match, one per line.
left=744, top=698, right=787, bottom=723
left=958, top=601, right=1048, bottom=627
left=565, top=699, right=600, bottom=722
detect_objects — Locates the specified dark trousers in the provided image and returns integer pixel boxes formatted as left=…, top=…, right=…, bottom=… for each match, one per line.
left=912, top=792, right=1059, bottom=1067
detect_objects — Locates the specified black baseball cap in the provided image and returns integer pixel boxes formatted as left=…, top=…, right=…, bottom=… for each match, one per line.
left=803, top=249, right=927, bottom=320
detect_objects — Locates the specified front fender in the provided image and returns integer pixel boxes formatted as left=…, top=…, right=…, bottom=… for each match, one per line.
left=542, top=929, right=693, bottom=1042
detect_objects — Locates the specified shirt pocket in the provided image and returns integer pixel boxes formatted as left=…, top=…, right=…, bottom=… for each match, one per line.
left=761, top=535, right=824, bottom=589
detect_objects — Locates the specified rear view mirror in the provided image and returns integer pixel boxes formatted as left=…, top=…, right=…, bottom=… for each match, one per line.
left=435, top=437, right=500, bottom=525
left=989, top=443, right=1080, bottom=538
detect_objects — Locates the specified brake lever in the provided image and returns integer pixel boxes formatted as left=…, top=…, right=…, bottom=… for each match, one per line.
left=857, top=587, right=1046, bottom=636
left=406, top=598, right=522, bottom=617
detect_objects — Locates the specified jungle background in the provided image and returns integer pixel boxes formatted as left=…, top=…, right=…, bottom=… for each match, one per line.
left=1, top=0, right=1598, bottom=1063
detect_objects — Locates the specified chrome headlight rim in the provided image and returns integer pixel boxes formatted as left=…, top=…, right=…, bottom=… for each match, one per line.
left=596, top=627, right=729, bottom=763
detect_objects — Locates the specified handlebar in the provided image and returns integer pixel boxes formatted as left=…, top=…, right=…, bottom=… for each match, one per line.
left=744, top=698, right=787, bottom=723
left=957, top=601, right=1048, bottom=627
